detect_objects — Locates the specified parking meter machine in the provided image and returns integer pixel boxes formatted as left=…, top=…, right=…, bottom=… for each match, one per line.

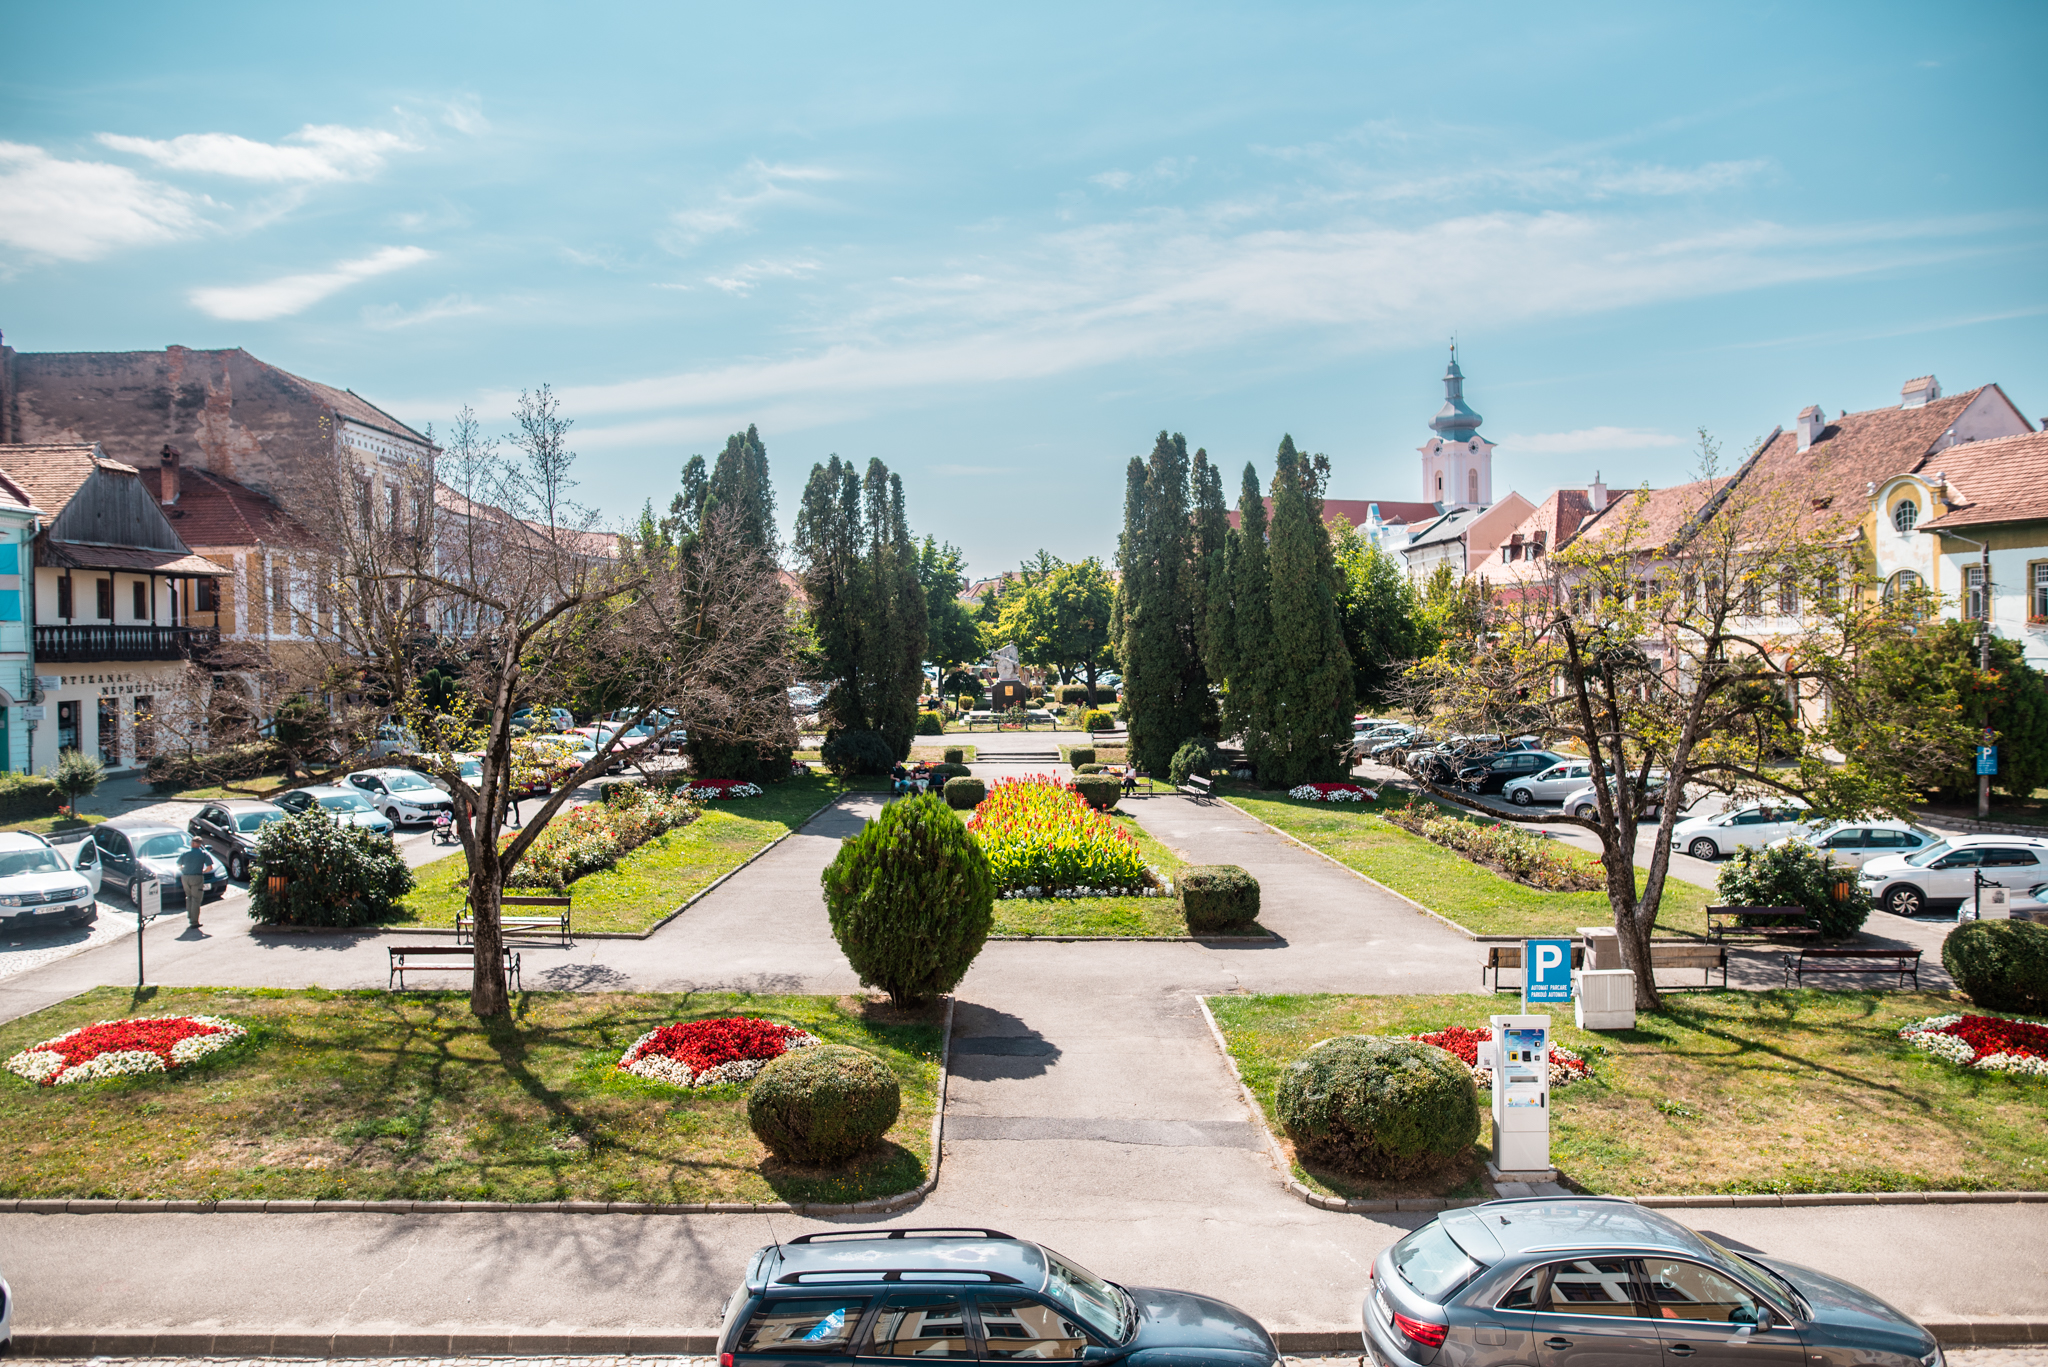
left=1489, top=1013, right=1552, bottom=1176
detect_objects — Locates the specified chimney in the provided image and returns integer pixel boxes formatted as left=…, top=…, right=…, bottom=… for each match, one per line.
left=1796, top=405, right=1826, bottom=452
left=1901, top=375, right=1940, bottom=408
left=159, top=444, right=182, bottom=506
left=1588, top=472, right=1608, bottom=511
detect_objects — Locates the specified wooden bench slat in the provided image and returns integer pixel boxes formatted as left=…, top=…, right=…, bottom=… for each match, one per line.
left=389, top=945, right=521, bottom=991
left=1786, top=945, right=1921, bottom=989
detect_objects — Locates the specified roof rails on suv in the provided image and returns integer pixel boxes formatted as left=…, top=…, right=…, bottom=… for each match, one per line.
left=788, top=1226, right=1015, bottom=1245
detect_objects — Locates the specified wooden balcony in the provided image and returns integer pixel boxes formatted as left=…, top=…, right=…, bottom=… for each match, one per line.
left=34, top=624, right=222, bottom=663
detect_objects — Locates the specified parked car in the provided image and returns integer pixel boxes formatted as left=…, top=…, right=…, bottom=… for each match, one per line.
left=47, top=831, right=103, bottom=898
left=510, top=706, right=575, bottom=734
left=1370, top=731, right=1432, bottom=763
left=345, top=768, right=456, bottom=826
left=1857, top=833, right=2048, bottom=917
left=273, top=787, right=397, bottom=836
left=1668, top=798, right=1814, bottom=860
left=1364, top=1197, right=1939, bottom=1367
left=1502, top=759, right=1594, bottom=806
left=1, top=1255, right=10, bottom=1355
left=425, top=754, right=485, bottom=794
left=91, top=820, right=228, bottom=908
left=0, top=831, right=98, bottom=929
left=1458, top=749, right=1564, bottom=794
left=1769, top=820, right=1938, bottom=870
left=366, top=722, right=419, bottom=758
left=187, top=799, right=290, bottom=880
left=1558, top=772, right=1672, bottom=822
left=723, top=1226, right=1276, bottom=1367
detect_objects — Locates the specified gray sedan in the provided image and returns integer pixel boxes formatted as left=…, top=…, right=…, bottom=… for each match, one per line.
left=1365, top=1198, right=1939, bottom=1367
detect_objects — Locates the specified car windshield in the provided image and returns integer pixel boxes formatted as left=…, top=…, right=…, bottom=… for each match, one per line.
left=457, top=761, right=482, bottom=780
left=385, top=773, right=436, bottom=792
left=1041, top=1250, right=1129, bottom=1343
left=1906, top=841, right=1952, bottom=867
left=318, top=794, right=372, bottom=813
left=1390, top=1220, right=1480, bottom=1300
left=1698, top=1235, right=1806, bottom=1318
left=235, top=811, right=284, bottom=833
left=138, top=834, right=189, bottom=858
left=0, top=847, right=64, bottom=876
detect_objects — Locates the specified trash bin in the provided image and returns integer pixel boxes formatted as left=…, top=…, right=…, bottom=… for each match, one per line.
left=1575, top=969, right=1636, bottom=1030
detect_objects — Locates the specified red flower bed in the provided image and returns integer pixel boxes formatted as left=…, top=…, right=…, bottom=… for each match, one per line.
left=1408, top=1025, right=1592, bottom=1088
left=1945, top=1014, right=2048, bottom=1062
left=6, top=1014, right=247, bottom=1086
left=618, top=1015, right=819, bottom=1088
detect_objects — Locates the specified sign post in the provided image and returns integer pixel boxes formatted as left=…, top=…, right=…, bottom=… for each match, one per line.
left=136, top=878, right=161, bottom=990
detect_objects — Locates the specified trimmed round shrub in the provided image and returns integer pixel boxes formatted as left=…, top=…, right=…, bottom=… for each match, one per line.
left=1716, top=840, right=1866, bottom=938
left=942, top=747, right=966, bottom=765
left=1169, top=739, right=1213, bottom=787
left=926, top=763, right=971, bottom=783
left=822, top=792, right=994, bottom=1006
left=1083, top=710, right=1115, bottom=732
left=1066, top=747, right=1097, bottom=768
left=1055, top=684, right=1118, bottom=706
left=1181, top=864, right=1259, bottom=930
left=1075, top=763, right=1107, bottom=775
left=1275, top=1036, right=1480, bottom=1179
left=822, top=729, right=896, bottom=777
left=1070, top=774, right=1121, bottom=812
left=747, top=1043, right=901, bottom=1164
left=1943, top=919, right=2048, bottom=1014
left=916, top=711, right=945, bottom=736
left=249, top=807, right=416, bottom=927
left=943, top=776, right=987, bottom=810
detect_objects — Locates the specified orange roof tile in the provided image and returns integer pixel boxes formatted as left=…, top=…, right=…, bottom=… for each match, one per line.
left=139, top=464, right=310, bottom=550
left=1919, top=431, right=2048, bottom=531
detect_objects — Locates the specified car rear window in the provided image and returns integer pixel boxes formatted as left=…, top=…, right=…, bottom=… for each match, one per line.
left=1391, top=1221, right=1480, bottom=1300
left=237, top=812, right=283, bottom=833
left=737, top=1296, right=871, bottom=1353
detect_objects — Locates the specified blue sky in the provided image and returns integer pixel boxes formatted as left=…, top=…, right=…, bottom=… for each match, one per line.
left=4, top=1, right=2044, bottom=577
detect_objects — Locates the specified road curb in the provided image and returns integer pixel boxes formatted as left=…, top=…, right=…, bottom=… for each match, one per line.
left=987, top=933, right=1276, bottom=943
left=0, top=993, right=953, bottom=1220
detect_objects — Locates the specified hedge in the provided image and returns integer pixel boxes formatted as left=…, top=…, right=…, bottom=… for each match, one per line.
left=1066, top=747, right=1096, bottom=767
left=0, top=773, right=63, bottom=822
left=249, top=808, right=414, bottom=927
left=1275, top=1036, right=1480, bottom=1179
left=148, top=741, right=287, bottom=792
left=1181, top=864, right=1259, bottom=931
left=915, top=711, right=945, bottom=736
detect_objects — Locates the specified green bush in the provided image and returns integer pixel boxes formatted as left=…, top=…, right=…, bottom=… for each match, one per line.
left=1075, top=763, right=1107, bottom=775
left=1715, top=840, right=1865, bottom=938
left=916, top=710, right=945, bottom=736
left=1069, top=774, right=1121, bottom=812
left=1066, top=747, right=1096, bottom=767
left=1056, top=685, right=1119, bottom=706
left=1942, top=919, right=2048, bottom=1014
left=942, top=747, right=965, bottom=765
left=148, top=740, right=287, bottom=792
left=924, top=762, right=970, bottom=782
left=1169, top=739, right=1213, bottom=786
left=1181, top=864, right=1259, bottom=930
left=943, top=776, right=987, bottom=809
left=49, top=749, right=105, bottom=812
left=822, top=729, right=896, bottom=777
left=249, top=807, right=415, bottom=927
left=747, top=1044, right=902, bottom=1164
left=0, top=772, right=63, bottom=822
left=822, top=792, right=994, bottom=1006
left=1275, top=1036, right=1480, bottom=1179
left=1083, top=710, right=1115, bottom=732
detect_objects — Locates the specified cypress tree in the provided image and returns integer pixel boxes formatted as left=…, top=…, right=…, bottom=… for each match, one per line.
left=1192, top=449, right=1233, bottom=685
left=1262, top=436, right=1355, bottom=785
left=1225, top=461, right=1274, bottom=769
left=1117, top=432, right=1207, bottom=778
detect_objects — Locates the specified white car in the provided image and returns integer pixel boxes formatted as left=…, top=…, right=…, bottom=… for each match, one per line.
left=1858, top=835, right=2048, bottom=918
left=1558, top=773, right=1673, bottom=821
left=1770, top=820, right=1938, bottom=870
left=1503, top=760, right=1594, bottom=806
left=345, top=768, right=456, bottom=826
left=1669, top=798, right=1815, bottom=860
left=0, top=831, right=99, bottom=929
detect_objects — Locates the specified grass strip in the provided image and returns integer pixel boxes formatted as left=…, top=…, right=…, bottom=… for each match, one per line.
left=1208, top=989, right=2048, bottom=1201
left=1224, top=788, right=1713, bottom=937
left=0, top=986, right=940, bottom=1206
left=396, top=774, right=849, bottom=935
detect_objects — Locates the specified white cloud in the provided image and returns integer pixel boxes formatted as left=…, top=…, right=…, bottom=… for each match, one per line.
left=1091, top=158, right=1195, bottom=193
left=1370, top=157, right=1770, bottom=204
left=189, top=246, right=433, bottom=320
left=0, top=141, right=202, bottom=261
left=666, top=160, right=842, bottom=249
left=97, top=124, right=413, bottom=182
left=442, top=96, right=490, bottom=136
left=704, top=258, right=820, bottom=295
left=361, top=293, right=484, bottom=329
left=1505, top=426, right=1688, bottom=453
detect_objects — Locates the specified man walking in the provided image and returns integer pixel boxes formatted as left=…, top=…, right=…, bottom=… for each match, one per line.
left=177, top=843, right=211, bottom=927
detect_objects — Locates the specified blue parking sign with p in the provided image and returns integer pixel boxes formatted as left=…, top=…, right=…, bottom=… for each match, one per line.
left=1524, top=938, right=1574, bottom=1003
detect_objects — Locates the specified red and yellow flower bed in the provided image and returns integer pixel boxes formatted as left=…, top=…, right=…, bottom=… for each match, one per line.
left=619, top=1015, right=819, bottom=1088
left=1899, top=1013, right=2048, bottom=1076
left=966, top=774, right=1154, bottom=897
left=509, top=786, right=699, bottom=890
left=5, top=1015, right=248, bottom=1086
left=1408, top=1025, right=1592, bottom=1089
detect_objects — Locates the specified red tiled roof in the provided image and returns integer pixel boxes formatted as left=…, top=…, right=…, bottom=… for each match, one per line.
left=0, top=443, right=139, bottom=517
left=1919, top=431, right=2048, bottom=531
left=1742, top=387, right=1992, bottom=533
left=1568, top=476, right=1735, bottom=553
left=139, top=464, right=309, bottom=549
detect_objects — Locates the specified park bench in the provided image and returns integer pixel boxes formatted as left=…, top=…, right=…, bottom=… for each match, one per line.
left=1179, top=772, right=1214, bottom=801
left=1486, top=939, right=1723, bottom=992
left=1785, top=945, right=1922, bottom=989
left=1708, top=905, right=1822, bottom=943
left=457, top=895, right=572, bottom=945
left=389, top=945, right=521, bottom=991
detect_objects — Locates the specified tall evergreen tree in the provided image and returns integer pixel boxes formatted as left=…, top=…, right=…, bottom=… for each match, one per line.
left=1117, top=432, right=1208, bottom=778
left=1332, top=519, right=1434, bottom=707
left=1192, top=450, right=1232, bottom=684
left=703, top=425, right=773, bottom=551
left=1222, top=461, right=1273, bottom=763
left=1261, top=436, right=1355, bottom=784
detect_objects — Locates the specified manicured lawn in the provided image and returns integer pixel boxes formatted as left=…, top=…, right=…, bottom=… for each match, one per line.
left=0, top=987, right=941, bottom=1205
left=395, top=774, right=846, bottom=934
left=910, top=744, right=976, bottom=761
left=1225, top=788, right=1714, bottom=937
left=0, top=813, right=104, bottom=836
left=1208, top=990, right=2048, bottom=1201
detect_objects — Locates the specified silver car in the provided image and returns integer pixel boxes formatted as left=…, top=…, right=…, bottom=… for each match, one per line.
left=0, top=831, right=97, bottom=929
left=273, top=786, right=396, bottom=836
left=1366, top=1198, right=1939, bottom=1367
left=1503, top=760, right=1593, bottom=806
left=1770, top=820, right=1937, bottom=870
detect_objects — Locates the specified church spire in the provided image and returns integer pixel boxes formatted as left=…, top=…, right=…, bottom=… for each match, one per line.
left=1430, top=341, right=1484, bottom=442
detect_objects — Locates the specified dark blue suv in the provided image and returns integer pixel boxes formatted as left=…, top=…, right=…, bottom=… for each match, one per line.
left=720, top=1227, right=1276, bottom=1367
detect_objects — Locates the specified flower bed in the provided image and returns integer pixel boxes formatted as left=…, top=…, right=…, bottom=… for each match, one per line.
left=1288, top=782, right=1375, bottom=802
left=1384, top=798, right=1603, bottom=892
left=5, top=1015, right=247, bottom=1086
left=966, top=775, right=1155, bottom=897
left=1407, top=1025, right=1593, bottom=1088
left=1899, top=1013, right=2048, bottom=1076
left=618, top=1015, right=819, bottom=1088
left=677, top=779, right=763, bottom=799
left=509, top=786, right=699, bottom=890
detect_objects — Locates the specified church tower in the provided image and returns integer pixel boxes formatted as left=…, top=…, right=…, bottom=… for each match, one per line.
left=1418, top=345, right=1495, bottom=509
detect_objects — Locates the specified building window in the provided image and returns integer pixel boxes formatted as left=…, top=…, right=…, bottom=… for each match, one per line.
left=0, top=590, right=18, bottom=622
left=2032, top=562, right=2048, bottom=623
left=1884, top=569, right=1923, bottom=602
left=1893, top=499, right=1918, bottom=532
left=1778, top=575, right=1798, bottom=615
left=57, top=700, right=79, bottom=753
left=1742, top=577, right=1763, bottom=616
left=197, top=577, right=218, bottom=613
left=1435, top=472, right=1444, bottom=496
left=132, top=580, right=147, bottom=621
left=0, top=542, right=17, bottom=574
left=56, top=575, right=70, bottom=618
left=1965, top=565, right=1987, bottom=621
left=1467, top=469, right=1479, bottom=503
left=95, top=577, right=113, bottom=620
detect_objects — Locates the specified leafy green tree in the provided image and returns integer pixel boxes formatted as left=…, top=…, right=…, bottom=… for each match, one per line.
left=917, top=537, right=984, bottom=678
left=1332, top=518, right=1434, bottom=707
left=1870, top=621, right=2048, bottom=804
left=997, top=558, right=1118, bottom=696
left=1260, top=436, right=1354, bottom=785
left=1116, top=433, right=1209, bottom=777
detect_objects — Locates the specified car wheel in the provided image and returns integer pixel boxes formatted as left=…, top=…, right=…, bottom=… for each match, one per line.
left=1687, top=837, right=1720, bottom=861
left=127, top=878, right=144, bottom=907
left=228, top=852, right=247, bottom=881
left=1510, top=788, right=1534, bottom=806
left=1572, top=803, right=1596, bottom=819
left=1885, top=885, right=1923, bottom=918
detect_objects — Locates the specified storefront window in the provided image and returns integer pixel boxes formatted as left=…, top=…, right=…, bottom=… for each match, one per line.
left=98, top=698, right=119, bottom=764
left=57, top=700, right=79, bottom=753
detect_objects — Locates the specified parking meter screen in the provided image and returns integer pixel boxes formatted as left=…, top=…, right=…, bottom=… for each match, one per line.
left=1504, top=1027, right=1545, bottom=1064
